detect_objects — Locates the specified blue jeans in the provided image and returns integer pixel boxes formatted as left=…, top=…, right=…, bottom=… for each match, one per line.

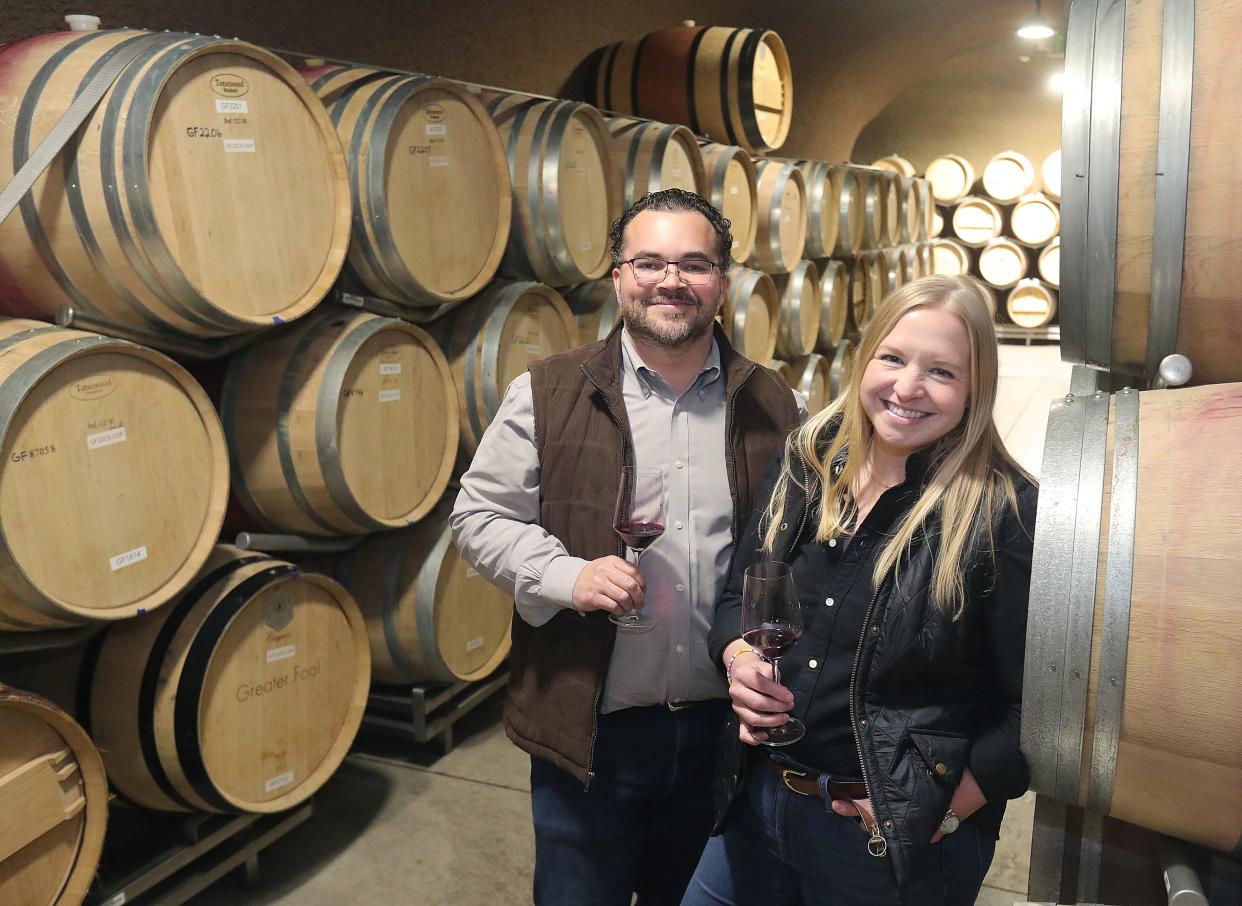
left=530, top=700, right=730, bottom=906
left=681, top=754, right=996, bottom=906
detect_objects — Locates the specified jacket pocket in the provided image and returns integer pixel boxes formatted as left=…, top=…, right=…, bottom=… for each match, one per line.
left=891, top=728, right=971, bottom=787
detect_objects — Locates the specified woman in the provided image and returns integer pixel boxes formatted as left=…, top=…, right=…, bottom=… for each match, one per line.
left=683, top=275, right=1038, bottom=905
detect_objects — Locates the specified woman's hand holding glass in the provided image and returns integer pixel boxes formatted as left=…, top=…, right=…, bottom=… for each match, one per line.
left=725, top=646, right=795, bottom=745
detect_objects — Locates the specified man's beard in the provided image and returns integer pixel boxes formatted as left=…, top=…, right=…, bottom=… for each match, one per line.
left=621, top=289, right=721, bottom=349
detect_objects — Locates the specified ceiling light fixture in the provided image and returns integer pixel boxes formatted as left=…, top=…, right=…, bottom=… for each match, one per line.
left=1017, top=0, right=1056, bottom=40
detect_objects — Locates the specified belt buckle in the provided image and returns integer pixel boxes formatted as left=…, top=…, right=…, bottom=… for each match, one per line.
left=666, top=700, right=696, bottom=711
left=781, top=768, right=811, bottom=795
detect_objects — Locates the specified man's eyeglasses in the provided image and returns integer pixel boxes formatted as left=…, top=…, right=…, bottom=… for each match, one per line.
left=620, top=256, right=720, bottom=286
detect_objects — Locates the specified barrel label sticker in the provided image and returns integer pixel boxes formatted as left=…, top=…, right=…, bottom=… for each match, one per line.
left=71, top=375, right=117, bottom=401
left=110, top=545, right=148, bottom=572
left=466, top=637, right=485, bottom=652
left=264, top=771, right=295, bottom=793
left=267, top=644, right=297, bottom=663
left=224, top=138, right=256, bottom=153
left=215, top=98, right=248, bottom=114
left=379, top=389, right=401, bottom=402
left=87, top=425, right=126, bottom=450
left=429, top=156, right=450, bottom=167
left=379, top=363, right=402, bottom=376
left=210, top=73, right=250, bottom=98
left=465, top=567, right=479, bottom=579
left=580, top=242, right=592, bottom=251
left=671, top=166, right=683, bottom=178
left=730, top=185, right=739, bottom=194
left=426, top=123, right=448, bottom=135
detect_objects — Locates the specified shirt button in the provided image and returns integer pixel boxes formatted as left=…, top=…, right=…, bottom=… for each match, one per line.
left=676, top=583, right=685, bottom=592
left=675, top=459, right=684, bottom=469
left=676, top=644, right=686, bottom=654
left=675, top=520, right=684, bottom=530
left=825, top=597, right=834, bottom=607
left=828, top=538, right=837, bottom=548
left=808, top=659, right=818, bottom=669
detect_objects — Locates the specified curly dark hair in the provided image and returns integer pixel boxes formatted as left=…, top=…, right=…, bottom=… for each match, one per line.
left=608, top=188, right=733, bottom=269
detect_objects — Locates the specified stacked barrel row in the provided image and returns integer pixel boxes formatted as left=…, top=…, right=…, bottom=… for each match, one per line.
left=902, top=149, right=1061, bottom=329
left=0, top=28, right=537, bottom=904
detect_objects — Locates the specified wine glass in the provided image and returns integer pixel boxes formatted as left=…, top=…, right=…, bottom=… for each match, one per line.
left=611, top=465, right=666, bottom=631
left=740, top=560, right=805, bottom=745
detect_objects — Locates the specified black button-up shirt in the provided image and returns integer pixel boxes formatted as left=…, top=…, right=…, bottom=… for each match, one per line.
left=775, top=476, right=918, bottom=778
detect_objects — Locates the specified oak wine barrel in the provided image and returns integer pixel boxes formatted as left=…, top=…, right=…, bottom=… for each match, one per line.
left=829, top=339, right=856, bottom=399
left=699, top=142, right=759, bottom=263
left=1060, top=0, right=1242, bottom=383
left=977, top=237, right=1030, bottom=290
left=565, top=279, right=621, bottom=345
left=606, top=116, right=706, bottom=206
left=484, top=94, right=621, bottom=287
left=776, top=354, right=829, bottom=412
left=899, top=176, right=922, bottom=244
left=901, top=243, right=923, bottom=280
left=222, top=309, right=457, bottom=537
left=773, top=260, right=822, bottom=359
left=1039, top=237, right=1060, bottom=288
left=436, top=281, right=578, bottom=458
left=832, top=166, right=870, bottom=256
left=0, top=321, right=226, bottom=631
left=918, top=242, right=933, bottom=278
left=1010, top=193, right=1060, bottom=248
left=931, top=238, right=971, bottom=277
left=842, top=166, right=887, bottom=252
left=981, top=149, right=1036, bottom=204
left=951, top=196, right=1004, bottom=248
left=1005, top=279, right=1057, bottom=328
left=1041, top=148, right=1061, bottom=201
left=595, top=24, right=793, bottom=154
left=871, top=154, right=915, bottom=179
left=0, top=29, right=349, bottom=337
left=876, top=247, right=909, bottom=301
left=723, top=265, right=779, bottom=362
left=816, top=259, right=849, bottom=352
left=746, top=160, right=807, bottom=275
left=337, top=507, right=513, bottom=685
left=305, top=65, right=510, bottom=307
left=793, top=161, right=842, bottom=260
left=849, top=255, right=882, bottom=332
left=80, top=546, right=369, bottom=813
left=926, top=154, right=975, bottom=205
left=918, top=178, right=935, bottom=241
left=878, top=170, right=902, bottom=246
left=1023, top=382, right=1242, bottom=852
left=0, top=684, right=107, bottom=906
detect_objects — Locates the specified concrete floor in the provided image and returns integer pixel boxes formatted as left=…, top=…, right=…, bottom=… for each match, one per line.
left=192, top=342, right=1074, bottom=906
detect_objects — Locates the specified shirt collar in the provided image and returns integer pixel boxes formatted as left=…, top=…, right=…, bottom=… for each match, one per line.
left=620, top=327, right=721, bottom=398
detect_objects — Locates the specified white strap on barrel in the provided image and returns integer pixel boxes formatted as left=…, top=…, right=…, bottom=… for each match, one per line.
left=0, top=33, right=162, bottom=229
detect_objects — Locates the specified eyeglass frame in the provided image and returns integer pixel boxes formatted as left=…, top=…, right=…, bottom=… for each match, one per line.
left=618, top=256, right=723, bottom=286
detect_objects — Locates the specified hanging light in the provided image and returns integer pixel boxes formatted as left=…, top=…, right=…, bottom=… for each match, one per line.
left=1017, top=0, right=1056, bottom=39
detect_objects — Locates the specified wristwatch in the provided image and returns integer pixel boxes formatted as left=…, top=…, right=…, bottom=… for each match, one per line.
left=938, top=808, right=961, bottom=835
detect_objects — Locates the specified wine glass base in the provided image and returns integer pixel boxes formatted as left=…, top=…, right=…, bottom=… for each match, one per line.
left=759, top=719, right=806, bottom=747
left=609, top=612, right=657, bottom=632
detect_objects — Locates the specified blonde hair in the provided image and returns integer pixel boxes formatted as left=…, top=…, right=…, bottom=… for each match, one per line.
left=761, top=275, right=1031, bottom=620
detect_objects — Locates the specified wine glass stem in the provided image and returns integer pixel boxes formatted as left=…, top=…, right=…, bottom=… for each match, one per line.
left=772, top=656, right=782, bottom=687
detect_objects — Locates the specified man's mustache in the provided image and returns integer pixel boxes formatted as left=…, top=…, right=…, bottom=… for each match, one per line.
left=641, top=292, right=698, bottom=306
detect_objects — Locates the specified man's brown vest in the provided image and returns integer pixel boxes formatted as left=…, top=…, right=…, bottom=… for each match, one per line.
left=506, top=322, right=799, bottom=786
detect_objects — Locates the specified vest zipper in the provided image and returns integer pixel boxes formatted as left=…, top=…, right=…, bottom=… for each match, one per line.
left=724, top=364, right=756, bottom=538
left=580, top=364, right=626, bottom=791
left=849, top=566, right=891, bottom=858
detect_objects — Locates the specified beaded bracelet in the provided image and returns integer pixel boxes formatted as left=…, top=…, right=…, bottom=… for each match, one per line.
left=725, top=647, right=758, bottom=685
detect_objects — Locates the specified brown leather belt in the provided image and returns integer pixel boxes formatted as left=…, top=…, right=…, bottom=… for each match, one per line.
left=765, top=759, right=887, bottom=856
left=765, top=757, right=868, bottom=801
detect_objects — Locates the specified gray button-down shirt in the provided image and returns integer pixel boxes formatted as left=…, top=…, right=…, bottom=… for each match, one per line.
left=452, top=330, right=803, bottom=713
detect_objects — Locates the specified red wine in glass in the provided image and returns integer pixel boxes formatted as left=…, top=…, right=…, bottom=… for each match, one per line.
left=611, top=466, right=666, bottom=631
left=740, top=561, right=806, bottom=745
left=742, top=621, right=802, bottom=661
left=615, top=521, right=665, bottom=551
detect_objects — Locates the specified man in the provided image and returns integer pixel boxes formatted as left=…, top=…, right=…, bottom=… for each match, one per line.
left=451, top=188, right=803, bottom=905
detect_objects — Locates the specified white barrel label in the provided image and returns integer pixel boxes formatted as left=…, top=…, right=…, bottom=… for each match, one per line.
left=87, top=426, right=127, bottom=450
left=216, top=99, right=248, bottom=114
left=378, top=389, right=401, bottom=402
left=426, top=123, right=448, bottom=135
left=265, top=771, right=295, bottom=793
left=110, top=545, right=148, bottom=572
left=224, top=138, right=256, bottom=153
left=266, top=645, right=297, bottom=663
left=466, top=637, right=484, bottom=652
left=379, top=363, right=401, bottom=376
